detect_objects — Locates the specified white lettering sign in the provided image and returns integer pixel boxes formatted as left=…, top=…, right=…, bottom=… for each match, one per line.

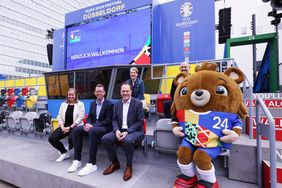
left=71, top=48, right=125, bottom=60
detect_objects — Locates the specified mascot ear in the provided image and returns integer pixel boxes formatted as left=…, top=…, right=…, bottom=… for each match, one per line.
left=173, top=72, right=189, bottom=86
left=238, top=102, right=247, bottom=119
left=195, top=62, right=217, bottom=72
left=224, top=67, right=244, bottom=84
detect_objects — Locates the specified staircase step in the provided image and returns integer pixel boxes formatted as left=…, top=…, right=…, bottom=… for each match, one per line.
left=262, top=160, right=282, bottom=188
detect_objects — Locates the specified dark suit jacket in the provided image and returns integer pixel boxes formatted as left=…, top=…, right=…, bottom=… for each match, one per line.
left=86, top=99, right=113, bottom=130
left=125, top=78, right=145, bottom=100
left=170, top=81, right=177, bottom=101
left=112, top=97, right=144, bottom=134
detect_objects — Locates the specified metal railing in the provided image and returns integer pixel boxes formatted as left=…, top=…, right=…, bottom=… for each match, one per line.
left=242, top=75, right=254, bottom=139
left=256, top=98, right=277, bottom=188
left=235, top=61, right=277, bottom=187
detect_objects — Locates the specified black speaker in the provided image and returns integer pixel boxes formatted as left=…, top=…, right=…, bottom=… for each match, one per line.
left=271, top=0, right=282, bottom=9
left=47, top=44, right=53, bottom=65
left=218, top=7, right=231, bottom=44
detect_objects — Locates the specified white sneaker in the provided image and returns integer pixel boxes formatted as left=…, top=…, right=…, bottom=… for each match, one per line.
left=55, top=152, right=70, bottom=162
left=68, top=160, right=82, bottom=173
left=78, top=163, right=97, bottom=176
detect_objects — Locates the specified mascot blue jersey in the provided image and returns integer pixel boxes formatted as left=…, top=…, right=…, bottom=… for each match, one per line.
left=176, top=110, right=242, bottom=148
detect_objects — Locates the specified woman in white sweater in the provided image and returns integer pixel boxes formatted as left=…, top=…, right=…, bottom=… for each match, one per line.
left=48, top=88, right=85, bottom=162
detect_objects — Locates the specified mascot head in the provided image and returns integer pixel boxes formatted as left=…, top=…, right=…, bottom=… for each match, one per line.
left=172, top=62, right=247, bottom=119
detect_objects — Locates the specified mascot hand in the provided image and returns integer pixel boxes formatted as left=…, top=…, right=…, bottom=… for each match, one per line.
left=220, top=129, right=239, bottom=143
left=172, top=126, right=185, bottom=137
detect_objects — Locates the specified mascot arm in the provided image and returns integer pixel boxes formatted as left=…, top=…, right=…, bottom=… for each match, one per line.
left=172, top=126, right=184, bottom=137
left=232, top=127, right=242, bottom=136
left=220, top=128, right=241, bottom=143
left=171, top=114, right=185, bottom=137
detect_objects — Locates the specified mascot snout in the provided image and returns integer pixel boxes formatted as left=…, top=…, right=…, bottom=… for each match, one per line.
left=191, top=89, right=210, bottom=106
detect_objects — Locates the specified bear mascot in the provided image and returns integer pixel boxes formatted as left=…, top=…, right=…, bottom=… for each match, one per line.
left=171, top=62, right=247, bottom=188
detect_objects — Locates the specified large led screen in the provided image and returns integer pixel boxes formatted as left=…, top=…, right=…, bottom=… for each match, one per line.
left=66, top=8, right=151, bottom=69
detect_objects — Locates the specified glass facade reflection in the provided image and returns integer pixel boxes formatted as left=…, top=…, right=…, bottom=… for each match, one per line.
left=75, top=69, right=112, bottom=99
left=0, top=0, right=107, bottom=80
left=45, top=65, right=163, bottom=100
left=46, top=72, right=74, bottom=99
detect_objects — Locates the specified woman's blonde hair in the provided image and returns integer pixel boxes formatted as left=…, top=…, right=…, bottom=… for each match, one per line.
left=66, top=88, right=79, bottom=103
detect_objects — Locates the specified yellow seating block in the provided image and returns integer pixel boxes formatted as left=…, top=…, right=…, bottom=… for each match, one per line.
left=38, top=86, right=47, bottom=96
left=26, top=78, right=37, bottom=85
left=144, top=94, right=151, bottom=106
left=6, top=80, right=14, bottom=87
left=15, top=79, right=25, bottom=87
left=0, top=81, right=4, bottom=88
left=51, top=119, right=59, bottom=131
left=26, top=95, right=38, bottom=109
left=37, top=77, right=45, bottom=85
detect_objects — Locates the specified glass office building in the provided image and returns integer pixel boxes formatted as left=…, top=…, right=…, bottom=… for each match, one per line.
left=0, top=0, right=107, bottom=79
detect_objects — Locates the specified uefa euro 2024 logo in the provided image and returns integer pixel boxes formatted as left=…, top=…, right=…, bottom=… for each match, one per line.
left=180, top=2, right=193, bottom=17
left=176, top=1, right=197, bottom=28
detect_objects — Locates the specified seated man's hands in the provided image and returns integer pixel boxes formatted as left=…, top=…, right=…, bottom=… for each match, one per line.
left=115, top=130, right=128, bottom=141
left=83, top=123, right=93, bottom=132
left=116, top=130, right=122, bottom=140
left=119, top=132, right=128, bottom=141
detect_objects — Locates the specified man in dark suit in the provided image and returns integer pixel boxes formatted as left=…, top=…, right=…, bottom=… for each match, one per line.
left=102, top=83, right=144, bottom=181
left=68, top=84, right=113, bottom=176
left=163, top=62, right=190, bottom=118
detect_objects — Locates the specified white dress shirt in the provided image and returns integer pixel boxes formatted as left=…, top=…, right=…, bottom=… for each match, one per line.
left=96, top=98, right=104, bottom=121
left=122, top=97, right=131, bottom=130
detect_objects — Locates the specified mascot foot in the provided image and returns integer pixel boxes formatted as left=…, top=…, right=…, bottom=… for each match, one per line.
left=173, top=174, right=197, bottom=188
left=195, top=180, right=219, bottom=188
